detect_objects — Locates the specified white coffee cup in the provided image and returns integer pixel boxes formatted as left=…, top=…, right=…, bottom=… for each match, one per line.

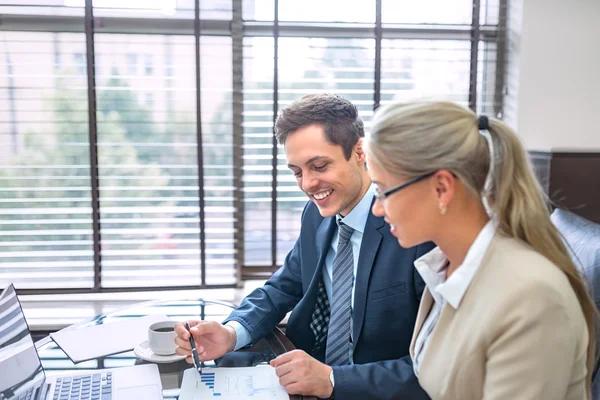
left=148, top=320, right=178, bottom=356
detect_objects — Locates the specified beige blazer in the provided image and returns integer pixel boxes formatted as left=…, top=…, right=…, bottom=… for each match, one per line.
left=410, top=234, right=589, bottom=400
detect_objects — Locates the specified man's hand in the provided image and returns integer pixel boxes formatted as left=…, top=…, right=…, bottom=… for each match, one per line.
left=174, top=320, right=237, bottom=364
left=270, top=350, right=334, bottom=399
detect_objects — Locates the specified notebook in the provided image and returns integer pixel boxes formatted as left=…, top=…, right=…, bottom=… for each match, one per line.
left=50, top=314, right=168, bottom=363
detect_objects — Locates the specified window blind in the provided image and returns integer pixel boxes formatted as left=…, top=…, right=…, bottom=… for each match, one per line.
left=0, top=30, right=93, bottom=289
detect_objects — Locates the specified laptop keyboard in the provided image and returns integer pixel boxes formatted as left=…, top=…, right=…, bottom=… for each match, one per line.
left=16, top=387, right=35, bottom=400
left=52, top=372, right=113, bottom=400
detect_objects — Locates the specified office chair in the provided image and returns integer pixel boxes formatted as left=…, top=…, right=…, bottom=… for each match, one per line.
left=551, top=208, right=600, bottom=399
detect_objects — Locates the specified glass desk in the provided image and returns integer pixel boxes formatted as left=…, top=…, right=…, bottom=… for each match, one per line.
left=34, top=299, right=315, bottom=400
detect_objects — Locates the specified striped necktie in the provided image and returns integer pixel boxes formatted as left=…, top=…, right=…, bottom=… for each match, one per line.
left=325, top=221, right=355, bottom=366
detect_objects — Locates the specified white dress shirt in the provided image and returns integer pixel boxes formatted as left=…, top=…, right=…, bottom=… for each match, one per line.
left=227, top=186, right=375, bottom=353
left=412, top=220, right=496, bottom=376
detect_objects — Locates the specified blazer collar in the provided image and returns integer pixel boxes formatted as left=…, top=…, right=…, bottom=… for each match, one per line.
left=352, top=197, right=385, bottom=347
left=410, top=288, right=434, bottom=359
left=314, top=216, right=336, bottom=278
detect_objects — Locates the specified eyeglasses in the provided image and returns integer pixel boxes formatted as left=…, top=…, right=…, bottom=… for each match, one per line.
left=374, top=171, right=437, bottom=201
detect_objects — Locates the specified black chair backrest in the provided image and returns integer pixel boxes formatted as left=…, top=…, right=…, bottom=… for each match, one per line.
left=551, top=208, right=600, bottom=399
left=551, top=208, right=600, bottom=307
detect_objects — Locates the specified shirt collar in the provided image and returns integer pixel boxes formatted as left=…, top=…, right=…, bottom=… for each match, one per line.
left=337, top=185, right=375, bottom=234
left=414, top=247, right=448, bottom=306
left=414, top=220, right=497, bottom=309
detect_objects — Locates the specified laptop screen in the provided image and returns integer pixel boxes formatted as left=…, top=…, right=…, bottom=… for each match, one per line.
left=0, top=284, right=45, bottom=400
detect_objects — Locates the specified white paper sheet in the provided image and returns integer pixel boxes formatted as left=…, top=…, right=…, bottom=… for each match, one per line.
left=179, top=366, right=289, bottom=400
left=50, top=314, right=169, bottom=363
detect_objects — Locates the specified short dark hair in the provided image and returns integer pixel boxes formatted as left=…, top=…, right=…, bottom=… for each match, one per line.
left=274, top=93, right=364, bottom=160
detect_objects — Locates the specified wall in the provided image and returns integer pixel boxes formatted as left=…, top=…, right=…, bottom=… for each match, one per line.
left=505, top=0, right=600, bottom=222
left=511, top=0, right=600, bottom=151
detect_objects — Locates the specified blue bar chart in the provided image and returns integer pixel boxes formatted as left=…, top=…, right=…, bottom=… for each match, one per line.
left=200, top=372, right=222, bottom=396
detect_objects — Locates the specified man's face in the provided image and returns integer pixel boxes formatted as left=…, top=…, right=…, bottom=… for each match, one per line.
left=284, top=124, right=366, bottom=218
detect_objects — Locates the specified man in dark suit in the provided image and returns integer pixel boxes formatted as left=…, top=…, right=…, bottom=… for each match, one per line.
left=175, top=94, right=434, bottom=399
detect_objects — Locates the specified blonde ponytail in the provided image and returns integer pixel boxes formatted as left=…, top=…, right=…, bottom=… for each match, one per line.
left=486, top=119, right=596, bottom=395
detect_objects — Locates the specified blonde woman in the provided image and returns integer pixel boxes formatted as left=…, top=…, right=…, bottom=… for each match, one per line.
left=364, top=100, right=596, bottom=400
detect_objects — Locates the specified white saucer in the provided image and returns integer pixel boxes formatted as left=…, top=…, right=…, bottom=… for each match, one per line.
left=133, top=340, right=187, bottom=364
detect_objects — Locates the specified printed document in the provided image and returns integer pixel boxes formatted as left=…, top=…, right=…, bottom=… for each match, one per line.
left=179, top=366, right=288, bottom=399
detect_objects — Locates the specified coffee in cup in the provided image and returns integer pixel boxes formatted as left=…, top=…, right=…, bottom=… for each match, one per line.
left=148, top=321, right=178, bottom=356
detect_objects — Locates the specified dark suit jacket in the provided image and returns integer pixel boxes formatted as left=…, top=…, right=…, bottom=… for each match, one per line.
left=225, top=198, right=435, bottom=399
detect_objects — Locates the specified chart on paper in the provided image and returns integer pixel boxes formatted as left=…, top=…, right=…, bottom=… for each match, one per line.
left=179, top=366, right=289, bottom=400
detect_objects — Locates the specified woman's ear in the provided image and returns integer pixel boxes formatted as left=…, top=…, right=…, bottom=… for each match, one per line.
left=434, top=169, right=456, bottom=207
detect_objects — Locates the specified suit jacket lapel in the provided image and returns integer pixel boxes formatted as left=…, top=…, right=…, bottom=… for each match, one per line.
left=303, top=216, right=336, bottom=349
left=314, top=216, right=336, bottom=282
left=410, top=288, right=434, bottom=359
left=352, top=205, right=384, bottom=348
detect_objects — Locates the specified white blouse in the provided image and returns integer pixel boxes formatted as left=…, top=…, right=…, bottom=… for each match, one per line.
left=412, top=220, right=497, bottom=376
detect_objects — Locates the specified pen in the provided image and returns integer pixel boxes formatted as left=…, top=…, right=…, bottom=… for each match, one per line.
left=185, top=322, right=203, bottom=375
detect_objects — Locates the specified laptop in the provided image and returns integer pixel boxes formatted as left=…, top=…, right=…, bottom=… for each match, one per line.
left=0, top=284, right=163, bottom=400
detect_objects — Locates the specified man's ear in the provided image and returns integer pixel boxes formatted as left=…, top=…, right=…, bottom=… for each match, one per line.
left=354, top=138, right=366, bottom=165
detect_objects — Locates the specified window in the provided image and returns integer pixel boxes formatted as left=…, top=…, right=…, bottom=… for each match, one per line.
left=73, top=52, right=86, bottom=75
left=95, top=33, right=200, bottom=288
left=126, top=53, right=138, bottom=76
left=242, top=37, right=274, bottom=267
left=0, top=32, right=93, bottom=289
left=144, top=54, right=153, bottom=75
left=382, top=0, right=472, bottom=24
left=0, top=0, right=504, bottom=292
left=381, top=40, right=471, bottom=106
left=94, top=54, right=103, bottom=77
left=278, top=0, right=375, bottom=23
left=54, top=35, right=62, bottom=69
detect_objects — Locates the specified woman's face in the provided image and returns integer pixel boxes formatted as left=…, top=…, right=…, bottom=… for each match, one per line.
left=367, top=159, right=439, bottom=248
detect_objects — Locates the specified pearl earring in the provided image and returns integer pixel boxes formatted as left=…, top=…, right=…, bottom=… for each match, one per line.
left=439, top=203, right=447, bottom=215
